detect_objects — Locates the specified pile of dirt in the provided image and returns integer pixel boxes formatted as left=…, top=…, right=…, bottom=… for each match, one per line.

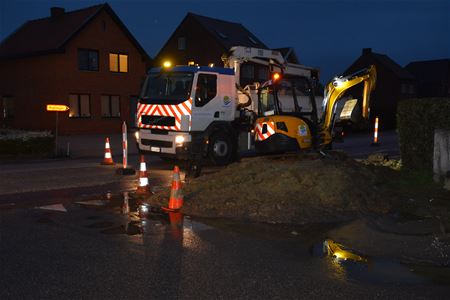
left=148, top=152, right=392, bottom=224
left=358, top=153, right=402, bottom=170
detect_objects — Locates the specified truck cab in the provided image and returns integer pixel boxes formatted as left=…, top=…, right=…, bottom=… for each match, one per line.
left=136, top=66, right=243, bottom=165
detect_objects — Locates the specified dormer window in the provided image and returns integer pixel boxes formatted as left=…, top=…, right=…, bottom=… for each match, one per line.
left=248, top=36, right=258, bottom=45
left=216, top=30, right=228, bottom=39
left=178, top=37, right=186, bottom=50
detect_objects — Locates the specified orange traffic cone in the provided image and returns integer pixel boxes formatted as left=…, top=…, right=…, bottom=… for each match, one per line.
left=162, top=166, right=183, bottom=212
left=101, top=137, right=115, bottom=165
left=136, top=155, right=150, bottom=195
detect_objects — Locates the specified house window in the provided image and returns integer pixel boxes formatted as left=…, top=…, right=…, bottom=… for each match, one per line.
left=69, top=94, right=91, bottom=117
left=109, top=53, right=128, bottom=73
left=178, top=37, right=186, bottom=50
left=101, top=95, right=120, bottom=117
left=2, top=96, right=14, bottom=118
left=78, top=49, right=99, bottom=71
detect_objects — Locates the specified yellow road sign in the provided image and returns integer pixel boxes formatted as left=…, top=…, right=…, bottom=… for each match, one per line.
left=46, top=104, right=69, bottom=112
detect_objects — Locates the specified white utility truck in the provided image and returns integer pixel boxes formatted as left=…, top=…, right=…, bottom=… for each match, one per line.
left=135, top=46, right=318, bottom=165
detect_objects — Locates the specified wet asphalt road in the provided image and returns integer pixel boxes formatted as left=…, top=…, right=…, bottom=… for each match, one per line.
left=1, top=198, right=450, bottom=299
left=2, top=132, right=449, bottom=298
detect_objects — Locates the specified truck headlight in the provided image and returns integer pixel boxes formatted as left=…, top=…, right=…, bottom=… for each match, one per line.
left=134, top=131, right=139, bottom=140
left=175, top=135, right=185, bottom=145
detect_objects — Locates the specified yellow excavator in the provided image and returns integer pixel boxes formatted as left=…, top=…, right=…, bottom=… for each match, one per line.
left=254, top=65, right=376, bottom=152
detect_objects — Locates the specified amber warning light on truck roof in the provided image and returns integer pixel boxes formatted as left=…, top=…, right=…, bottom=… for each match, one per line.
left=272, top=73, right=281, bottom=81
left=46, top=104, right=69, bottom=112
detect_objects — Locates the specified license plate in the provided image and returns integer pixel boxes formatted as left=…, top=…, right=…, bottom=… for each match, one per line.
left=150, top=147, right=161, bottom=152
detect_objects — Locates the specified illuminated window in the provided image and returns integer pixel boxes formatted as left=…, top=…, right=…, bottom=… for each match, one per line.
left=101, top=95, right=120, bottom=117
left=69, top=94, right=90, bottom=117
left=2, top=96, right=14, bottom=118
left=109, top=53, right=128, bottom=73
left=78, top=49, right=99, bottom=71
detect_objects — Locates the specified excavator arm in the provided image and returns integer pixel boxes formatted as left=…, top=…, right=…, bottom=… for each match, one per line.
left=321, top=65, right=377, bottom=135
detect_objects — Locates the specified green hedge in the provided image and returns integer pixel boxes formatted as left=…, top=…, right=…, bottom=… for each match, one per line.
left=397, top=97, right=450, bottom=171
left=0, top=137, right=54, bottom=155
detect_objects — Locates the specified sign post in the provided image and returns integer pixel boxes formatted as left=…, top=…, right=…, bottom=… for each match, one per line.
left=116, top=121, right=136, bottom=175
left=46, top=104, right=69, bottom=157
left=123, top=121, right=127, bottom=169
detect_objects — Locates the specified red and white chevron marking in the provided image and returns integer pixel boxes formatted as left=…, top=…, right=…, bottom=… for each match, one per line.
left=137, top=99, right=192, bottom=131
left=255, top=121, right=275, bottom=141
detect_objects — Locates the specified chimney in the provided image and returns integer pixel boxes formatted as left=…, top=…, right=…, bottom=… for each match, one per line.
left=362, top=48, right=372, bottom=56
left=51, top=7, right=65, bottom=18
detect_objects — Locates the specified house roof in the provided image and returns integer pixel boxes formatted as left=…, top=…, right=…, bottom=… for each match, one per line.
left=272, top=47, right=300, bottom=64
left=0, top=3, right=150, bottom=61
left=346, top=48, right=414, bottom=80
left=405, top=59, right=450, bottom=83
left=188, top=12, right=268, bottom=50
left=371, top=53, right=415, bottom=80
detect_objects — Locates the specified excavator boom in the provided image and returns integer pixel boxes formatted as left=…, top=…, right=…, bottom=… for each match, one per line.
left=321, top=65, right=377, bottom=134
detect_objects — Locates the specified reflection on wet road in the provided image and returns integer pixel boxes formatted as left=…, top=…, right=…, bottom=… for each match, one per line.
left=1, top=190, right=449, bottom=299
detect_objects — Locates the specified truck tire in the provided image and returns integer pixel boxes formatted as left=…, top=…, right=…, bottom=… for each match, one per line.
left=208, top=131, right=233, bottom=166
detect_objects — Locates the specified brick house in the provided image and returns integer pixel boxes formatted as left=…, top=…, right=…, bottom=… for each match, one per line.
left=0, top=4, right=151, bottom=134
left=154, top=13, right=315, bottom=87
left=343, top=48, right=416, bottom=129
left=405, top=59, right=450, bottom=98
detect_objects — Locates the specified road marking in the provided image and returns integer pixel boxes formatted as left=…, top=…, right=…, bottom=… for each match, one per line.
left=36, top=204, right=67, bottom=212
left=0, top=202, right=16, bottom=208
left=75, top=200, right=107, bottom=206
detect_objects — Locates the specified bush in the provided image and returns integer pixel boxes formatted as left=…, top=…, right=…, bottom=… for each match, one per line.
left=0, top=130, right=54, bottom=155
left=397, top=98, right=450, bottom=171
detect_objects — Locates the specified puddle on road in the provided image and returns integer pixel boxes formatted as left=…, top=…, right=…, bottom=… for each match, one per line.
left=101, top=221, right=143, bottom=236
left=86, top=221, right=115, bottom=229
left=311, top=240, right=450, bottom=285
left=75, top=191, right=190, bottom=239
left=39, top=190, right=450, bottom=286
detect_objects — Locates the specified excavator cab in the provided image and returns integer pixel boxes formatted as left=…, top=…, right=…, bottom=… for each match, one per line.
left=255, top=74, right=319, bottom=153
left=254, top=65, right=376, bottom=154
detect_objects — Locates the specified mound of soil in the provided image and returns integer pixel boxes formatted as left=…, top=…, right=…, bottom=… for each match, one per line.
left=148, top=152, right=392, bottom=224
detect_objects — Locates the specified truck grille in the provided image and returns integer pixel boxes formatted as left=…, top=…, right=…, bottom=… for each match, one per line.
left=141, top=115, right=175, bottom=126
left=141, top=139, right=173, bottom=148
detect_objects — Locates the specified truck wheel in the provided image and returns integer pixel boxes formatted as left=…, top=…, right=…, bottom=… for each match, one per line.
left=208, top=132, right=233, bottom=166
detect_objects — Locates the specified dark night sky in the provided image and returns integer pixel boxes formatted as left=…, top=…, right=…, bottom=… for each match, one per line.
left=1, top=0, right=449, bottom=83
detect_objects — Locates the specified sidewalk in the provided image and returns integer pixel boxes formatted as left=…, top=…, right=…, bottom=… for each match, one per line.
left=58, top=132, right=138, bottom=159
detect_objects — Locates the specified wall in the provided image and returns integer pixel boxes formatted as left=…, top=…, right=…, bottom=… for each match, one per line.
left=154, top=16, right=227, bottom=68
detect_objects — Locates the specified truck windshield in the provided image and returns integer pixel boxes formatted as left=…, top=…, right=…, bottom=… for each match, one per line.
left=140, top=72, right=193, bottom=104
